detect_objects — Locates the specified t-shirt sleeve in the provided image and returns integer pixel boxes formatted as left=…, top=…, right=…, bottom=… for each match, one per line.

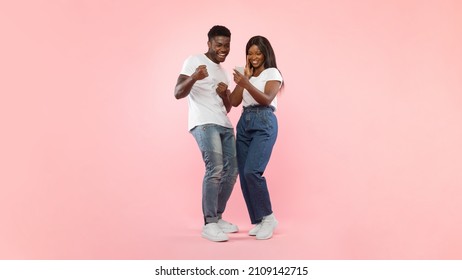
left=266, top=68, right=283, bottom=83
left=180, top=56, right=197, bottom=76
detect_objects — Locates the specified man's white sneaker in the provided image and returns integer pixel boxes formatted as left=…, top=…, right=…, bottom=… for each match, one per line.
left=202, top=223, right=229, bottom=242
left=248, top=223, right=262, bottom=236
left=256, top=214, right=278, bottom=240
left=217, top=219, right=239, bottom=233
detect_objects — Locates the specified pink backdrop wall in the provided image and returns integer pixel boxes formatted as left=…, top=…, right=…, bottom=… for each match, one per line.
left=1, top=0, right=461, bottom=259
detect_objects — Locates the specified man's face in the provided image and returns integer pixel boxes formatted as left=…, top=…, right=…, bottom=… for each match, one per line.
left=207, top=36, right=230, bottom=64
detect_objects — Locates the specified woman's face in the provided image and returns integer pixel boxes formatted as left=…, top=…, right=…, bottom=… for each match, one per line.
left=247, top=45, right=265, bottom=69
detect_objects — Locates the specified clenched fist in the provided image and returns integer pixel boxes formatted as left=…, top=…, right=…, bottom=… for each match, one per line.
left=191, top=65, right=208, bottom=81
left=216, top=82, right=230, bottom=99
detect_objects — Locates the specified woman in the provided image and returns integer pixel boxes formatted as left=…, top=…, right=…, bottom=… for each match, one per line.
left=230, top=35, right=284, bottom=240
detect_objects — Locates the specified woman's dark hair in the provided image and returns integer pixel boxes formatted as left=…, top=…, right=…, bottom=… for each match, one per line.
left=246, top=35, right=278, bottom=69
left=246, top=35, right=284, bottom=88
left=208, top=25, right=231, bottom=41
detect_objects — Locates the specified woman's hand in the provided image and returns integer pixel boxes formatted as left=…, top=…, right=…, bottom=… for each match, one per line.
left=244, top=55, right=253, bottom=77
left=233, top=69, right=250, bottom=89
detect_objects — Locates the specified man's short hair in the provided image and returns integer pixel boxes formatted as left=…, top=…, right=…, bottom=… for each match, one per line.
left=207, top=25, right=231, bottom=41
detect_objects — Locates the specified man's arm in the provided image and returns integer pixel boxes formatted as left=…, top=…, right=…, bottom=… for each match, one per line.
left=174, top=65, right=208, bottom=99
left=216, top=82, right=232, bottom=113
left=174, top=75, right=195, bottom=100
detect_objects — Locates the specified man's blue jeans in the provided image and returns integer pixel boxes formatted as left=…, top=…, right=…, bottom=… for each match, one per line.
left=191, top=124, right=238, bottom=224
left=236, top=106, right=278, bottom=224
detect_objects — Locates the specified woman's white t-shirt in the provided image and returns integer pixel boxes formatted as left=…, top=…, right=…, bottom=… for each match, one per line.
left=242, top=67, right=283, bottom=109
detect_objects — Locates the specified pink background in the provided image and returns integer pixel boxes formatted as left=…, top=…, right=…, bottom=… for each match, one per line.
left=1, top=0, right=461, bottom=259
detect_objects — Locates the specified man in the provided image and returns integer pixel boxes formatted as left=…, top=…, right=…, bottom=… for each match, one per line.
left=174, top=25, right=238, bottom=242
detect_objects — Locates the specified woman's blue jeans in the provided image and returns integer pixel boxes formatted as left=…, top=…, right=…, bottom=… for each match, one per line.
left=236, top=106, right=278, bottom=224
left=191, top=124, right=238, bottom=224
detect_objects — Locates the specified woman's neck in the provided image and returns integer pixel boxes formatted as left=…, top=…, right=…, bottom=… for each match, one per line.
left=252, top=66, right=265, bottom=77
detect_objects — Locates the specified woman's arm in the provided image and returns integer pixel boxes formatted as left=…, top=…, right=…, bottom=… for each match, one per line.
left=245, top=80, right=281, bottom=106
left=232, top=70, right=281, bottom=106
left=229, top=84, right=244, bottom=107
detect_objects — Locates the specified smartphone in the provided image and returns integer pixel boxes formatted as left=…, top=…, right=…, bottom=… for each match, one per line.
left=235, top=66, right=244, bottom=74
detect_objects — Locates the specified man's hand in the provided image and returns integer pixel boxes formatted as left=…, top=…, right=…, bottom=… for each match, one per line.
left=191, top=65, right=208, bottom=81
left=216, top=82, right=232, bottom=113
left=216, top=82, right=229, bottom=98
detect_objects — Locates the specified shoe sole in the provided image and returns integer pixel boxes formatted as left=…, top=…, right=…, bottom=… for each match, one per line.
left=248, top=225, right=261, bottom=236
left=249, top=230, right=259, bottom=236
left=201, top=233, right=229, bottom=242
left=221, top=228, right=239, bottom=233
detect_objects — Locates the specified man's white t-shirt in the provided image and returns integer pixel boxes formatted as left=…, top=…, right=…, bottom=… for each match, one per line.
left=180, top=54, right=233, bottom=131
left=242, top=67, right=283, bottom=109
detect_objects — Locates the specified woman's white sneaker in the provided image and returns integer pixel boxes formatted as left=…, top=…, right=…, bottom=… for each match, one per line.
left=202, top=223, right=229, bottom=242
left=248, top=223, right=262, bottom=236
left=256, top=214, right=278, bottom=240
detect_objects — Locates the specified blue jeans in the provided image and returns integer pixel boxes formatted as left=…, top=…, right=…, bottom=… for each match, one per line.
left=191, top=124, right=238, bottom=224
left=236, top=106, right=278, bottom=224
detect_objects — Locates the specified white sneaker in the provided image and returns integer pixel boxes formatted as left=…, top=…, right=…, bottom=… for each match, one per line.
left=202, top=223, right=229, bottom=242
left=256, top=214, right=278, bottom=240
left=248, top=223, right=262, bottom=236
left=217, top=219, right=239, bottom=233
